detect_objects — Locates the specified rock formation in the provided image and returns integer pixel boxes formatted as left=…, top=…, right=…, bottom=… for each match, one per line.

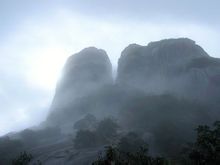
left=46, top=47, right=113, bottom=126
left=1, top=38, right=220, bottom=165
left=46, top=38, right=220, bottom=128
left=117, top=38, right=220, bottom=102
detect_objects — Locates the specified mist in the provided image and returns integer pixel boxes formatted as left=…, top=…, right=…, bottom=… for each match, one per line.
left=1, top=1, right=220, bottom=135
left=0, top=1, right=220, bottom=165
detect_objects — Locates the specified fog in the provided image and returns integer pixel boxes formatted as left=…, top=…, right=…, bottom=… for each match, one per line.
left=1, top=37, right=220, bottom=164
left=0, top=1, right=220, bottom=164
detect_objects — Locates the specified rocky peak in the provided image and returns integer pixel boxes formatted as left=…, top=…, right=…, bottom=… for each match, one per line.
left=120, top=38, right=208, bottom=65
left=46, top=47, right=113, bottom=125
left=60, top=47, right=112, bottom=91
left=117, top=38, right=220, bottom=100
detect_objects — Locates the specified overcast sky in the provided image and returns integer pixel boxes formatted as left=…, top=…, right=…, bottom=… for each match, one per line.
left=0, top=0, right=220, bottom=136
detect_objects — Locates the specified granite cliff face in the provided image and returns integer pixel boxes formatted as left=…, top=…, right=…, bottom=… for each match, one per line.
left=117, top=38, right=220, bottom=102
left=2, top=38, right=220, bottom=165
left=47, top=47, right=113, bottom=126
left=46, top=38, right=220, bottom=127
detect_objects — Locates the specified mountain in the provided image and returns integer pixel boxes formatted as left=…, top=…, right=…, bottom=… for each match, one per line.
left=117, top=38, right=220, bottom=103
left=45, top=38, right=220, bottom=131
left=1, top=38, right=220, bottom=164
left=44, top=38, right=220, bottom=156
left=46, top=47, right=113, bottom=127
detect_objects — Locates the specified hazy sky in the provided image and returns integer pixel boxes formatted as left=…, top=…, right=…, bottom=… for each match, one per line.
left=0, top=0, right=220, bottom=135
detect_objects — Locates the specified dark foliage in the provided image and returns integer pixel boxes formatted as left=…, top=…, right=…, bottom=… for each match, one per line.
left=0, top=136, right=24, bottom=164
left=92, top=146, right=168, bottom=165
left=93, top=121, right=220, bottom=165
left=12, top=151, right=33, bottom=165
left=182, top=121, right=220, bottom=165
left=92, top=131, right=168, bottom=165
left=119, top=94, right=211, bottom=157
left=11, top=151, right=42, bottom=165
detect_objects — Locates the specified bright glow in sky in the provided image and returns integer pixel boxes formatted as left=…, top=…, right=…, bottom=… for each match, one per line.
left=0, top=0, right=220, bottom=136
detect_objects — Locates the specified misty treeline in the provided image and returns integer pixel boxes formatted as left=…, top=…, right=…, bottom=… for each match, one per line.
left=74, top=116, right=220, bottom=164
left=2, top=118, right=220, bottom=165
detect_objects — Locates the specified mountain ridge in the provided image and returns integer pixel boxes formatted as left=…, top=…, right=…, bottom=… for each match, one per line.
left=1, top=38, right=220, bottom=165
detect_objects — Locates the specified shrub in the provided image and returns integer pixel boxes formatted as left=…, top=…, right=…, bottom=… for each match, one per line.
left=183, top=121, right=220, bottom=165
left=92, top=145, right=168, bottom=165
left=12, top=151, right=33, bottom=165
left=0, top=136, right=24, bottom=164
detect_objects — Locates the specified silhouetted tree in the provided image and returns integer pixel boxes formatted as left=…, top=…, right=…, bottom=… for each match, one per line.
left=12, top=151, right=33, bottom=165
left=0, top=136, right=24, bottom=164
left=183, top=121, right=220, bottom=165
left=92, top=145, right=168, bottom=165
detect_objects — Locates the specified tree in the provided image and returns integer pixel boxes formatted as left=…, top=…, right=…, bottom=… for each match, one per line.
left=184, top=121, right=220, bottom=165
left=12, top=152, right=33, bottom=165
left=0, top=136, right=24, bottom=164
left=12, top=151, right=42, bottom=165
left=92, top=145, right=168, bottom=165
